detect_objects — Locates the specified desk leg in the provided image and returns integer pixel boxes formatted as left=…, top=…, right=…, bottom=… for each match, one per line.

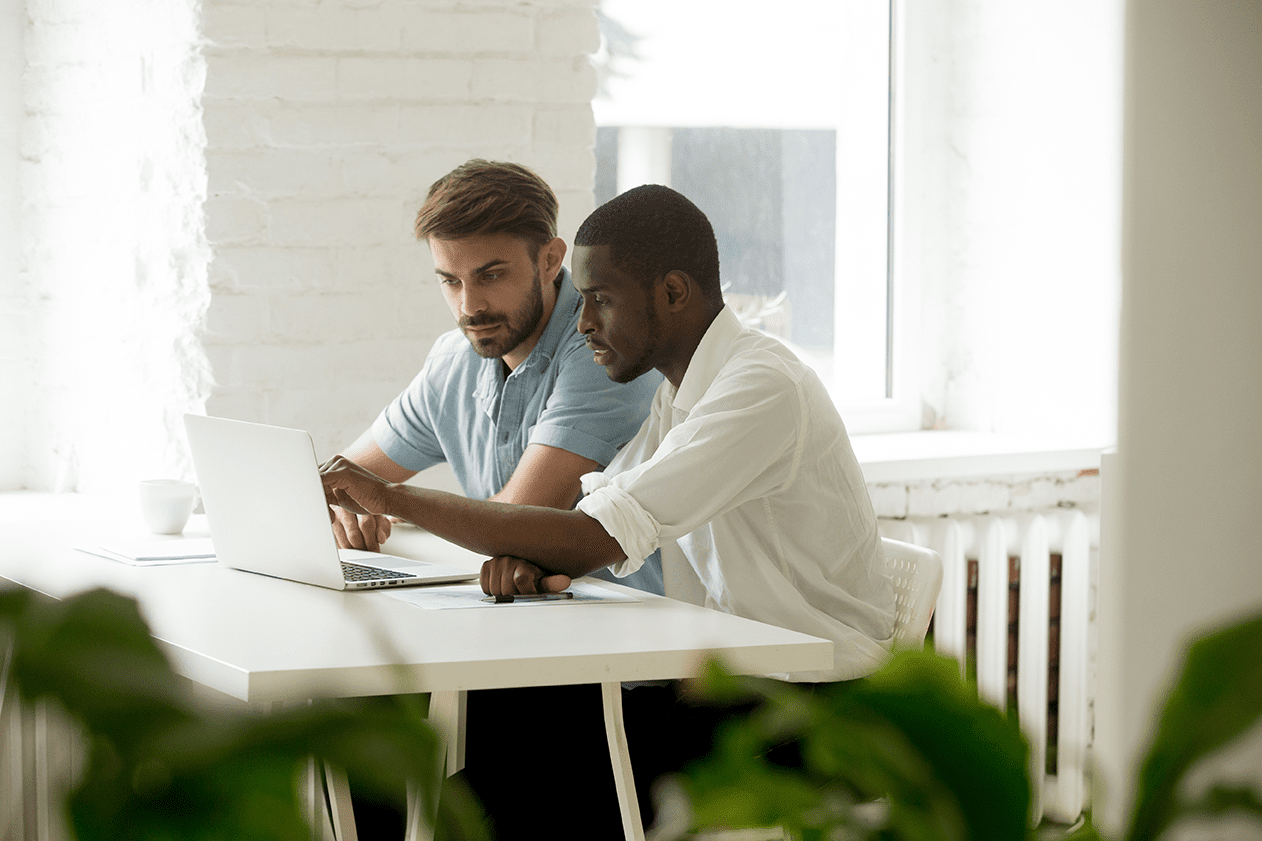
left=322, top=761, right=358, bottom=841
left=1, top=650, right=31, bottom=841
left=602, top=682, right=646, bottom=841
left=1, top=672, right=76, bottom=841
left=404, top=689, right=465, bottom=841
left=270, top=701, right=349, bottom=841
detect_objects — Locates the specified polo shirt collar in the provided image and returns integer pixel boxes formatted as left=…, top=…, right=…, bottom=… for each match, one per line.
left=673, top=305, right=742, bottom=413
left=516, top=265, right=576, bottom=374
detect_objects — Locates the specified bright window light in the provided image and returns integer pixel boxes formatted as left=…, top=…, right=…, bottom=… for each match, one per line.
left=593, top=0, right=914, bottom=430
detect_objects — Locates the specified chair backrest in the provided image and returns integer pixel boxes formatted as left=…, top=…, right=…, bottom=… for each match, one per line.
left=882, top=537, right=944, bottom=649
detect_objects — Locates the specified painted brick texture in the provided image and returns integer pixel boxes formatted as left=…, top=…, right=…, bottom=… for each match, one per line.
left=870, top=470, right=1101, bottom=520
left=201, top=0, right=601, bottom=459
left=18, top=0, right=209, bottom=492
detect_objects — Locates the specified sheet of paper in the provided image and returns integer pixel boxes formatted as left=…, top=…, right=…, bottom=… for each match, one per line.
left=386, top=580, right=640, bottom=611
left=77, top=537, right=217, bottom=565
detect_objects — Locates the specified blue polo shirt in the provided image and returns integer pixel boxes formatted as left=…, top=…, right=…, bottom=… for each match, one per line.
left=372, top=268, right=664, bottom=593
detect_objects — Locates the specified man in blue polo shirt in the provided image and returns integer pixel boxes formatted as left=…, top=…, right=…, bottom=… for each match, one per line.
left=332, top=160, right=662, bottom=837
left=332, top=159, right=662, bottom=593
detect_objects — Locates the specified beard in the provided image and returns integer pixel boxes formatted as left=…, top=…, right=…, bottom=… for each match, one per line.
left=460, top=266, right=545, bottom=359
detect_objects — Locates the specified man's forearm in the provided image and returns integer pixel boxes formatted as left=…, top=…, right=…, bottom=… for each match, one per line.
left=382, top=483, right=625, bottom=578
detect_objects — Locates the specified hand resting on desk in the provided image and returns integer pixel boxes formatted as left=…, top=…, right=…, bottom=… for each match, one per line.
left=480, top=555, right=571, bottom=597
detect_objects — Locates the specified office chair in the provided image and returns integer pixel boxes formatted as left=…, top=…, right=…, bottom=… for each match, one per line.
left=883, top=536, right=944, bottom=648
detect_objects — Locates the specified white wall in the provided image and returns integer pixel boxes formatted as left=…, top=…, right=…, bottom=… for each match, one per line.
left=200, top=0, right=601, bottom=461
left=17, top=0, right=209, bottom=493
left=1095, top=0, right=1262, bottom=832
left=3, top=0, right=601, bottom=492
left=869, top=469, right=1099, bottom=520
left=900, top=0, right=1123, bottom=442
left=0, top=0, right=24, bottom=489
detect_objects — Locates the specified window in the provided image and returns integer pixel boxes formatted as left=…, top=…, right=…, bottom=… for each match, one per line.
left=593, top=0, right=919, bottom=431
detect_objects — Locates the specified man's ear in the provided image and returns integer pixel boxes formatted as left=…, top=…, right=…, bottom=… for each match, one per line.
left=661, top=270, right=692, bottom=312
left=539, top=236, right=567, bottom=281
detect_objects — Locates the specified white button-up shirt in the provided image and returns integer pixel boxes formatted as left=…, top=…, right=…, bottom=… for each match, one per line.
left=577, top=306, right=896, bottom=682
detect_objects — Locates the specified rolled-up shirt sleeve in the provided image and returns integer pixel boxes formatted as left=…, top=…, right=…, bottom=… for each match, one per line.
left=577, top=474, right=662, bottom=575
left=577, top=362, right=802, bottom=578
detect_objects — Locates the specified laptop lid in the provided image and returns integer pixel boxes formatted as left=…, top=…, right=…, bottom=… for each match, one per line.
left=184, top=414, right=475, bottom=590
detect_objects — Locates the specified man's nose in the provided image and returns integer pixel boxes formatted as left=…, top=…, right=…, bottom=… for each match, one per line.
left=460, top=286, right=487, bottom=316
left=577, top=301, right=595, bottom=335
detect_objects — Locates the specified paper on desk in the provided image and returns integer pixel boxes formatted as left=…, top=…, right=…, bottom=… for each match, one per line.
left=76, top=537, right=217, bottom=566
left=386, top=581, right=639, bottom=610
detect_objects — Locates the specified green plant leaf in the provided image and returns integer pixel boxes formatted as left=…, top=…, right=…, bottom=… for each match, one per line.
left=1, top=588, right=194, bottom=744
left=2, top=587, right=490, bottom=840
left=1182, top=784, right=1262, bottom=821
left=848, top=651, right=1033, bottom=839
left=674, top=652, right=1031, bottom=841
left=1126, top=611, right=1262, bottom=841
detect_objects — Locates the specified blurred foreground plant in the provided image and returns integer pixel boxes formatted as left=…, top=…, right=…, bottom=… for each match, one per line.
left=0, top=586, right=488, bottom=841
left=658, top=610, right=1262, bottom=841
left=653, top=650, right=1031, bottom=841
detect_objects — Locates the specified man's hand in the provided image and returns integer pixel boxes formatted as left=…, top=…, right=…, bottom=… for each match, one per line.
left=330, top=508, right=392, bottom=552
left=480, top=555, right=572, bottom=597
left=320, top=455, right=394, bottom=519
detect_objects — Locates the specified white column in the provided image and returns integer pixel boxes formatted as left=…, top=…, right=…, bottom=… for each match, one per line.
left=1097, top=0, right=1262, bottom=832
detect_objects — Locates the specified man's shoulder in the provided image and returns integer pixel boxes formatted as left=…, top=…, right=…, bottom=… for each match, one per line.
left=718, top=329, right=815, bottom=390
left=707, top=328, right=842, bottom=423
left=409, top=329, right=484, bottom=399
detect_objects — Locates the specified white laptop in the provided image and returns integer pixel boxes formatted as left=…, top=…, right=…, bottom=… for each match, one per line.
left=184, top=414, right=478, bottom=591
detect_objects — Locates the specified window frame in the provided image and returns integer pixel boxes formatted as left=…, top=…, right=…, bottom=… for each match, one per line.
left=827, top=0, right=923, bottom=434
left=594, top=0, right=923, bottom=433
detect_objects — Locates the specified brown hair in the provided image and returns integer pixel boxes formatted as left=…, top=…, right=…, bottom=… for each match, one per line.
left=414, top=160, right=558, bottom=257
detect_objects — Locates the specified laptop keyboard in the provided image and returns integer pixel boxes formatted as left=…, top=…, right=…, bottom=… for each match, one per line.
left=341, top=561, right=417, bottom=582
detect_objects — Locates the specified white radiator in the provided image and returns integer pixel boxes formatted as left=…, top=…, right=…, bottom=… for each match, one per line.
left=878, top=508, right=1098, bottom=825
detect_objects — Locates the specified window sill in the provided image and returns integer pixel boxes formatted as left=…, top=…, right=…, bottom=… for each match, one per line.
left=850, top=430, right=1113, bottom=485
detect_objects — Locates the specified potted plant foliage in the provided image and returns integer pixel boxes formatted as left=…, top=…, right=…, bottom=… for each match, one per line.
left=653, top=613, right=1262, bottom=841
left=0, top=586, right=489, bottom=840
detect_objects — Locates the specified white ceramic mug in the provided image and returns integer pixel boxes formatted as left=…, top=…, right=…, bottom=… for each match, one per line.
left=138, top=479, right=199, bottom=535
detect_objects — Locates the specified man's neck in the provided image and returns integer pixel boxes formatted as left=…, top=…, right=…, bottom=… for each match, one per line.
left=659, top=305, right=723, bottom=388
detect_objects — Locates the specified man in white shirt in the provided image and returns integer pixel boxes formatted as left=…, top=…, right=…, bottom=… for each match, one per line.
left=322, top=184, right=896, bottom=830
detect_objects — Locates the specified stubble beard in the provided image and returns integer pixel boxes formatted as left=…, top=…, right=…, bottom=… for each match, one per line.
left=462, top=266, right=545, bottom=360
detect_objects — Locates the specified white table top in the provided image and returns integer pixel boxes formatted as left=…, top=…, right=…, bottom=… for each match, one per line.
left=0, top=492, right=833, bottom=703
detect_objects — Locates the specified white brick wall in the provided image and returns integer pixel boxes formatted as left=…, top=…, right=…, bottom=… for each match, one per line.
left=1, top=0, right=24, bottom=489
left=17, top=0, right=209, bottom=492
left=870, top=470, right=1100, bottom=520
left=200, top=0, right=601, bottom=459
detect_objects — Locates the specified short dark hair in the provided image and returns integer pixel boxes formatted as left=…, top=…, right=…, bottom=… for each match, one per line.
left=414, top=160, right=558, bottom=257
left=575, top=184, right=722, bottom=304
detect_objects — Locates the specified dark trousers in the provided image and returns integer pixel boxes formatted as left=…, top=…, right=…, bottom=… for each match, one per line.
left=348, top=685, right=624, bottom=840
left=456, top=682, right=769, bottom=839
left=350, top=681, right=804, bottom=840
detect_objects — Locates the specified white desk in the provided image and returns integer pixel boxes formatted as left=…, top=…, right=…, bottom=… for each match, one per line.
left=0, top=492, right=833, bottom=840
